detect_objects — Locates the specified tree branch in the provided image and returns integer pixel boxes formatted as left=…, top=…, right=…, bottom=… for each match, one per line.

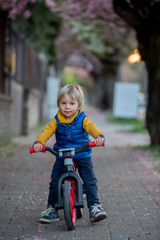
left=112, top=0, right=142, bottom=30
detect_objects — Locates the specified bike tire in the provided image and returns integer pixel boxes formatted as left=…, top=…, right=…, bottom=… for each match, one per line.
left=63, top=181, right=77, bottom=230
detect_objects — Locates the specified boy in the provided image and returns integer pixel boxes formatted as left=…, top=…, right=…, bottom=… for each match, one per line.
left=33, top=84, right=107, bottom=223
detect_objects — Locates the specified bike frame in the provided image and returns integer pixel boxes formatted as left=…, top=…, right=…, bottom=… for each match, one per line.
left=29, top=141, right=104, bottom=230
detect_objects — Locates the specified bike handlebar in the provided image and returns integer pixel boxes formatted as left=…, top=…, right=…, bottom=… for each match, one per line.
left=29, top=141, right=105, bottom=155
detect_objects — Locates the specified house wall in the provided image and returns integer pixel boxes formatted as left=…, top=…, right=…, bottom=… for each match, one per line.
left=0, top=94, right=12, bottom=143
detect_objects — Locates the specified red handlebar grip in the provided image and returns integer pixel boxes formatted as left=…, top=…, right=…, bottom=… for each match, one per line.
left=29, top=145, right=45, bottom=154
left=41, top=145, right=45, bottom=152
left=89, top=142, right=96, bottom=147
left=29, top=147, right=35, bottom=154
left=89, top=140, right=105, bottom=148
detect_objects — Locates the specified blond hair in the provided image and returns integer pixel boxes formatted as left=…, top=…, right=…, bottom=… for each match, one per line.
left=57, top=84, right=84, bottom=111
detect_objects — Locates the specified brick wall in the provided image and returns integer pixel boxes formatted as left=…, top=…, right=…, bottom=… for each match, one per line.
left=0, top=94, right=12, bottom=143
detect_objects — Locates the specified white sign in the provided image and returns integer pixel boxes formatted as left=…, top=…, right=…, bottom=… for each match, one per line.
left=113, top=82, right=140, bottom=118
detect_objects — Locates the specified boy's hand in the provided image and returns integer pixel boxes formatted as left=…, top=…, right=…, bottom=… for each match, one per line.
left=33, top=143, right=43, bottom=152
left=94, top=136, right=104, bottom=146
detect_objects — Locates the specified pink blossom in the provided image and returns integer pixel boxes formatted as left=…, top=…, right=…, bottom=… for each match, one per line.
left=23, top=9, right=32, bottom=18
left=0, top=0, right=36, bottom=17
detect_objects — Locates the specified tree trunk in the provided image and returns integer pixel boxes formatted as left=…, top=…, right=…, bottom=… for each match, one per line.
left=139, top=34, right=160, bottom=145
left=89, top=64, right=117, bottom=109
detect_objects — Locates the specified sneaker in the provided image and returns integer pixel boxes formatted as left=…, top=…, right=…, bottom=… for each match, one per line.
left=89, top=204, right=107, bottom=222
left=39, top=205, right=59, bottom=223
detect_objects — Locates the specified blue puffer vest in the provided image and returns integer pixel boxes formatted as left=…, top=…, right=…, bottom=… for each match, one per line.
left=54, top=111, right=92, bottom=160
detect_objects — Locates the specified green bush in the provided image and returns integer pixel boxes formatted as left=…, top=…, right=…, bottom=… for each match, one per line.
left=107, top=112, right=148, bottom=133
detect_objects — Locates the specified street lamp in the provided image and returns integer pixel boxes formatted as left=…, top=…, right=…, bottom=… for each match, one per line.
left=128, top=49, right=141, bottom=63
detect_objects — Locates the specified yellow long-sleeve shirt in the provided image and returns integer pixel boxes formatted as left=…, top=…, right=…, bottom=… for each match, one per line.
left=35, top=110, right=105, bottom=145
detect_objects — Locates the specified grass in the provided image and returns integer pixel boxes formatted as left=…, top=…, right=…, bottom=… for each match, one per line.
left=0, top=146, right=13, bottom=156
left=107, top=112, right=148, bottom=133
left=146, top=145, right=160, bottom=173
left=136, top=144, right=160, bottom=173
left=0, top=141, right=18, bottom=157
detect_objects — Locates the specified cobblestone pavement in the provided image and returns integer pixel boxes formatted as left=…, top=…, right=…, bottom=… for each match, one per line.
left=0, top=107, right=160, bottom=240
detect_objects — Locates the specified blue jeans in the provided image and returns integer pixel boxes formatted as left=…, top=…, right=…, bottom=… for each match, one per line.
left=48, top=158, right=100, bottom=208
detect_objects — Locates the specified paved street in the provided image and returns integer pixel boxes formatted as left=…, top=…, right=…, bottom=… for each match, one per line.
left=0, top=108, right=160, bottom=240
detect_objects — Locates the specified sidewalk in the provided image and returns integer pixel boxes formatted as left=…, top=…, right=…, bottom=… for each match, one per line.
left=0, top=107, right=160, bottom=240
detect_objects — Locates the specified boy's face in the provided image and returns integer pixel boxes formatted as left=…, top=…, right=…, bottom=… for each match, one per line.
left=59, top=94, right=80, bottom=120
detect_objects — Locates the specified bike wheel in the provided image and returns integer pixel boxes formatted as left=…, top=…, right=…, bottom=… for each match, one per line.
left=63, top=181, right=77, bottom=230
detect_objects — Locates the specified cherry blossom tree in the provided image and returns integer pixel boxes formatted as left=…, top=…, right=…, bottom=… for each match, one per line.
left=45, top=0, right=135, bottom=108
left=12, top=0, right=61, bottom=64
left=46, top=0, right=134, bottom=64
